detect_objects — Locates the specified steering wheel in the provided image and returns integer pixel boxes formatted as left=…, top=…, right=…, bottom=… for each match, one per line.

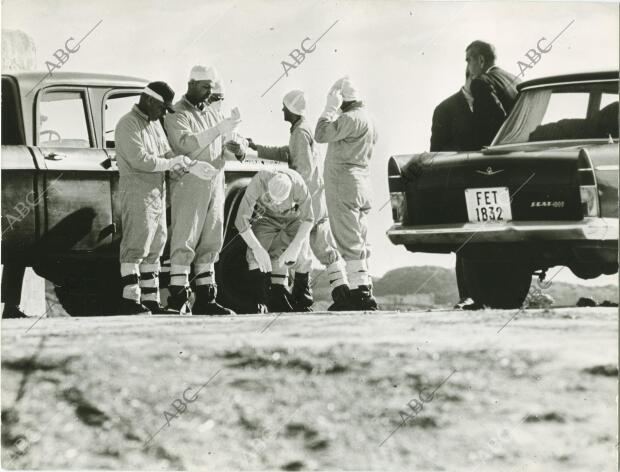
left=40, top=129, right=61, bottom=143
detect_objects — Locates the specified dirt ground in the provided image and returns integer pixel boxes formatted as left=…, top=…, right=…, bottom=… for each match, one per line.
left=1, top=307, right=617, bottom=471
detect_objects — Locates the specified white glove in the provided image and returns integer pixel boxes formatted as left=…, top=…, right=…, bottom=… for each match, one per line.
left=225, top=140, right=247, bottom=162
left=321, top=91, right=342, bottom=120
left=188, top=160, right=219, bottom=180
left=230, top=107, right=241, bottom=120
left=277, top=221, right=313, bottom=266
left=328, top=77, right=346, bottom=95
left=278, top=239, right=304, bottom=267
left=167, top=154, right=191, bottom=172
left=217, top=117, right=241, bottom=136
left=240, top=228, right=272, bottom=272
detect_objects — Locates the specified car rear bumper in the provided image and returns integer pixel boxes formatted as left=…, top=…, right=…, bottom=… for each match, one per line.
left=387, top=217, right=619, bottom=247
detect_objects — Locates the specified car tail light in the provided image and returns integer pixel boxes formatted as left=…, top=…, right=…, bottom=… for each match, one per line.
left=577, top=149, right=600, bottom=217
left=580, top=186, right=599, bottom=216
left=388, top=157, right=407, bottom=223
left=391, top=192, right=406, bottom=223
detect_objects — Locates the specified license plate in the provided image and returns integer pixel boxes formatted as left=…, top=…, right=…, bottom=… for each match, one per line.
left=465, top=187, right=512, bottom=223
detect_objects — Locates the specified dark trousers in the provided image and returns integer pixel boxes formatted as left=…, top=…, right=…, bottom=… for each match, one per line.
left=1, top=263, right=26, bottom=306
left=455, top=255, right=468, bottom=300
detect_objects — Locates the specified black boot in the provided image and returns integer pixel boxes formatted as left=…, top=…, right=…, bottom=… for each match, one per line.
left=142, top=300, right=179, bottom=315
left=119, top=299, right=152, bottom=316
left=268, top=284, right=296, bottom=313
left=291, top=272, right=313, bottom=312
left=328, top=285, right=352, bottom=311
left=349, top=285, right=378, bottom=311
left=248, top=269, right=269, bottom=314
left=192, top=284, right=236, bottom=315
left=168, top=285, right=192, bottom=313
left=119, top=273, right=151, bottom=315
left=2, top=305, right=27, bottom=319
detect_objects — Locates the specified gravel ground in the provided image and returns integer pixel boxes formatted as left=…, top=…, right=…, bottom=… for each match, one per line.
left=1, top=307, right=617, bottom=471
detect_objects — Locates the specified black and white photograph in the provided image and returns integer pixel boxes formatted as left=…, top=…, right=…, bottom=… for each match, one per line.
left=0, top=0, right=618, bottom=470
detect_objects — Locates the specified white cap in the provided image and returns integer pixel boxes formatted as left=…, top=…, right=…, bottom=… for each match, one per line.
left=340, top=77, right=360, bottom=101
left=282, top=89, right=306, bottom=115
left=189, top=65, right=219, bottom=82
left=267, top=173, right=292, bottom=203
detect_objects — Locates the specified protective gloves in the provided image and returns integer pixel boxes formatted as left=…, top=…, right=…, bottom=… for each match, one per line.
left=216, top=117, right=242, bottom=136
left=277, top=221, right=313, bottom=267
left=225, top=138, right=248, bottom=162
left=188, top=160, right=220, bottom=180
left=240, top=228, right=272, bottom=272
left=321, top=91, right=342, bottom=120
left=155, top=154, right=190, bottom=172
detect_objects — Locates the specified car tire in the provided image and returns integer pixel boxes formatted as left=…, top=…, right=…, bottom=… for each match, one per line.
left=461, top=258, right=532, bottom=309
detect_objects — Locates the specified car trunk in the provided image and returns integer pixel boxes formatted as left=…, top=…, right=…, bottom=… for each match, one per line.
left=401, top=149, right=583, bottom=226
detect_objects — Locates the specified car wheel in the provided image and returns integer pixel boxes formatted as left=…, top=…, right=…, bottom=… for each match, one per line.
left=461, top=258, right=532, bottom=309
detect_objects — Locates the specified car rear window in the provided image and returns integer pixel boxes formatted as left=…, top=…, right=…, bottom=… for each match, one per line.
left=495, top=81, right=619, bottom=144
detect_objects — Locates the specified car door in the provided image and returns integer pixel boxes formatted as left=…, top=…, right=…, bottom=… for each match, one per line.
left=100, top=89, right=145, bottom=245
left=33, top=87, right=115, bottom=252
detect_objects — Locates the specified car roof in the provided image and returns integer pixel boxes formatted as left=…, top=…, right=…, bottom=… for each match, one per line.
left=518, top=70, right=619, bottom=91
left=2, top=71, right=148, bottom=90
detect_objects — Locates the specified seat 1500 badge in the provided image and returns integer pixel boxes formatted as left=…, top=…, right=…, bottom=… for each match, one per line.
left=530, top=201, right=565, bottom=207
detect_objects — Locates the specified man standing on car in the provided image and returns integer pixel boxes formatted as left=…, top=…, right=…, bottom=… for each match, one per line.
left=116, top=81, right=191, bottom=316
left=430, top=71, right=480, bottom=310
left=247, top=90, right=349, bottom=312
left=235, top=169, right=314, bottom=313
left=315, top=77, right=379, bottom=311
left=164, top=65, right=243, bottom=315
left=465, top=40, right=520, bottom=149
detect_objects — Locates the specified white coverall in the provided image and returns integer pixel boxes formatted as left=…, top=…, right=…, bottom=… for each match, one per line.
left=315, top=102, right=378, bottom=288
left=255, top=117, right=346, bottom=290
left=234, top=169, right=314, bottom=286
left=116, top=105, right=174, bottom=303
left=164, top=97, right=228, bottom=289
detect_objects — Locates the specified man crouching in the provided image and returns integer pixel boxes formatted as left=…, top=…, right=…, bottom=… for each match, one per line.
left=234, top=170, right=314, bottom=313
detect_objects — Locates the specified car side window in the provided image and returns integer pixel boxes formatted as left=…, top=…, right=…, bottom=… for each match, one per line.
left=540, top=92, right=588, bottom=125
left=104, top=93, right=140, bottom=148
left=38, top=90, right=91, bottom=148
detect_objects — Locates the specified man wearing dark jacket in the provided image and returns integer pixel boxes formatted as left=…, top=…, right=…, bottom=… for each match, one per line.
left=465, top=40, right=520, bottom=149
left=430, top=72, right=476, bottom=152
left=430, top=72, right=479, bottom=309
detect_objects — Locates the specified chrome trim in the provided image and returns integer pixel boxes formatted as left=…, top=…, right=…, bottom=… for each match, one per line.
left=521, top=78, right=618, bottom=90
left=595, top=165, right=620, bottom=171
left=387, top=218, right=618, bottom=243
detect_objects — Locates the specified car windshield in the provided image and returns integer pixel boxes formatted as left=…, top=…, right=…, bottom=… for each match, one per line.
left=493, top=80, right=619, bottom=145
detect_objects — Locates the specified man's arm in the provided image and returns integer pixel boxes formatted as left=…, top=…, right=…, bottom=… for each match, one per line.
left=430, top=104, right=451, bottom=152
left=164, top=112, right=223, bottom=162
left=116, top=118, right=176, bottom=172
left=315, top=114, right=355, bottom=143
left=293, top=177, right=314, bottom=226
left=256, top=144, right=290, bottom=163
left=234, top=174, right=264, bottom=233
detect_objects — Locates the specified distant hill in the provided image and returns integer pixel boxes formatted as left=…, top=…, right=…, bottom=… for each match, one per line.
left=311, top=265, right=618, bottom=309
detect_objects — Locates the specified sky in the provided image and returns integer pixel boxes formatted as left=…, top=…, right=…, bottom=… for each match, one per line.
left=1, top=0, right=618, bottom=286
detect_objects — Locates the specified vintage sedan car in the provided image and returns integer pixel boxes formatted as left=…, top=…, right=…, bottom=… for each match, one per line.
left=387, top=71, right=619, bottom=308
left=1, top=71, right=285, bottom=315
